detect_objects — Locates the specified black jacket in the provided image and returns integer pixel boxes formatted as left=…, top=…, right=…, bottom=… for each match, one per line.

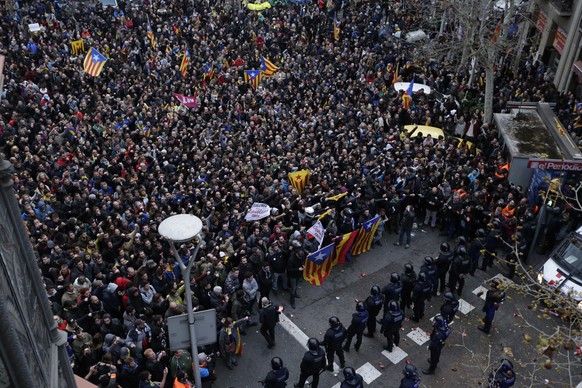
left=300, top=348, right=326, bottom=374
left=259, top=304, right=280, bottom=328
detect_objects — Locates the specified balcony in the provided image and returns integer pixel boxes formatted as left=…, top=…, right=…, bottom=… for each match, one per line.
left=549, top=0, right=573, bottom=16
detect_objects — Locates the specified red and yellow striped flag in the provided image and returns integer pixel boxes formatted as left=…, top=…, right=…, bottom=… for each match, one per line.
left=351, top=216, right=380, bottom=256
left=303, top=243, right=335, bottom=285
left=288, top=170, right=310, bottom=195
left=331, top=230, right=359, bottom=266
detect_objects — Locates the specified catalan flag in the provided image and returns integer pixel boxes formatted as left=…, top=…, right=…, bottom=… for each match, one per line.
left=303, top=243, right=335, bottom=285
left=83, top=47, right=107, bottom=77
left=391, top=63, right=399, bottom=86
left=331, top=230, right=359, bottom=266
left=288, top=170, right=310, bottom=195
left=350, top=215, right=381, bottom=256
left=203, top=63, right=214, bottom=80
left=327, top=192, right=347, bottom=201
left=402, top=78, right=414, bottom=110
left=244, top=69, right=262, bottom=90
left=334, top=15, right=340, bottom=41
left=180, top=46, right=190, bottom=77
left=260, top=55, right=279, bottom=78
left=147, top=16, right=156, bottom=48
left=71, top=39, right=85, bottom=55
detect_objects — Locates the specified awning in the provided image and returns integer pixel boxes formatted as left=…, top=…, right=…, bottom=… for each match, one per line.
left=573, top=60, right=582, bottom=77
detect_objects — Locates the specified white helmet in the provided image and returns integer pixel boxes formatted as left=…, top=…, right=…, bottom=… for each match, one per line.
left=305, top=207, right=315, bottom=217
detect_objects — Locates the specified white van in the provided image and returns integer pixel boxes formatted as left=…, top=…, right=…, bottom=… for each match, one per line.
left=538, top=225, right=582, bottom=307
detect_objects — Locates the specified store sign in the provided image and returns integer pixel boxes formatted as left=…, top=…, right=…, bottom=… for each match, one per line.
left=527, top=159, right=582, bottom=171
left=536, top=11, right=547, bottom=32
left=553, top=27, right=567, bottom=55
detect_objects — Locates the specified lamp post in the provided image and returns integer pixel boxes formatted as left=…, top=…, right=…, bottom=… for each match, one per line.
left=158, top=214, right=203, bottom=388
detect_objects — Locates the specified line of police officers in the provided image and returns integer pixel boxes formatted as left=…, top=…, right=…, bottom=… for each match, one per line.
left=260, top=235, right=513, bottom=387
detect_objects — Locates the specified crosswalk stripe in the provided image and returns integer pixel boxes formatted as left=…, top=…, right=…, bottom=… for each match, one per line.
left=356, top=362, right=383, bottom=384
left=407, top=327, right=430, bottom=345
left=382, top=346, right=408, bottom=364
left=458, top=298, right=475, bottom=314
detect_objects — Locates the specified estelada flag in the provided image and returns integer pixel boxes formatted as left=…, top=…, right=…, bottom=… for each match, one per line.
left=331, top=230, right=359, bottom=266
left=288, top=170, right=310, bottom=195
left=303, top=243, right=335, bottom=285
left=180, top=46, right=190, bottom=77
left=71, top=39, right=85, bottom=55
left=334, top=15, right=340, bottom=41
left=83, top=47, right=107, bottom=77
left=351, top=215, right=381, bottom=256
left=260, top=55, right=279, bottom=77
left=402, top=77, right=414, bottom=110
left=391, top=63, right=399, bottom=86
left=244, top=69, right=262, bottom=90
left=327, top=192, right=347, bottom=201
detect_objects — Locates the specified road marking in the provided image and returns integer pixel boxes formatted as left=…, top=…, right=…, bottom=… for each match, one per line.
left=472, top=285, right=488, bottom=300
left=407, top=327, right=430, bottom=345
left=279, top=312, right=339, bottom=370
left=357, top=362, right=382, bottom=384
left=491, top=273, right=514, bottom=286
left=458, top=298, right=475, bottom=314
left=382, top=346, right=408, bottom=364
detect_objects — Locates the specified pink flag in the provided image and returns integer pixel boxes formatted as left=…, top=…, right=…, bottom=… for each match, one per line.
left=173, top=93, right=199, bottom=108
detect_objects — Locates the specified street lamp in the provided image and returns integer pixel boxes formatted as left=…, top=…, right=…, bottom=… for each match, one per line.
left=158, top=214, right=203, bottom=388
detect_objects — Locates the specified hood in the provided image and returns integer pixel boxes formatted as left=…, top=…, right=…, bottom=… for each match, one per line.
left=104, top=333, right=116, bottom=345
left=105, top=282, right=118, bottom=293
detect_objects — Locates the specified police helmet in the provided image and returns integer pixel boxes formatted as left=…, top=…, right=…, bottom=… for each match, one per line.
left=389, top=300, right=399, bottom=312
left=404, top=263, right=414, bottom=274
left=342, top=208, right=353, bottom=218
left=457, top=236, right=467, bottom=245
left=329, top=316, right=340, bottom=328
left=370, top=285, right=381, bottom=296
left=271, top=357, right=283, bottom=370
left=342, top=367, right=357, bottom=383
left=356, top=301, right=366, bottom=312
left=476, top=228, right=486, bottom=238
left=390, top=272, right=401, bottom=283
left=456, top=246, right=467, bottom=257
left=434, top=314, right=447, bottom=329
left=440, top=242, right=450, bottom=252
left=305, top=207, right=315, bottom=217
left=418, top=272, right=427, bottom=282
left=424, top=256, right=434, bottom=266
left=403, top=364, right=419, bottom=378
left=307, top=338, right=320, bottom=352
left=444, top=291, right=456, bottom=302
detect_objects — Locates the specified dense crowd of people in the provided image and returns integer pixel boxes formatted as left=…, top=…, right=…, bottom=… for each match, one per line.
left=1, top=0, right=581, bottom=386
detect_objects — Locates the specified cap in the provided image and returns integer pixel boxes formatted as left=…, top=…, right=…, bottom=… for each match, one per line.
left=198, top=352, right=208, bottom=363
left=146, top=260, right=157, bottom=269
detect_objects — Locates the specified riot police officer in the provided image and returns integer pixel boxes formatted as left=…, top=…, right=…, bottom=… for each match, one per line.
left=400, top=263, right=417, bottom=315
left=488, top=359, right=516, bottom=387
left=447, top=245, right=470, bottom=296
left=399, top=363, right=421, bottom=388
left=340, top=367, right=364, bottom=388
left=468, top=229, right=485, bottom=276
left=481, top=223, right=500, bottom=270
left=435, top=242, right=453, bottom=293
left=364, top=285, right=384, bottom=338
left=411, top=272, right=432, bottom=322
left=261, top=357, right=289, bottom=388
left=382, top=272, right=402, bottom=315
left=322, top=316, right=347, bottom=371
left=440, top=291, right=459, bottom=324
left=343, top=301, right=368, bottom=352
left=422, top=315, right=451, bottom=375
left=420, top=256, right=438, bottom=296
left=380, top=300, right=403, bottom=352
left=478, top=280, right=506, bottom=334
left=294, top=338, right=326, bottom=388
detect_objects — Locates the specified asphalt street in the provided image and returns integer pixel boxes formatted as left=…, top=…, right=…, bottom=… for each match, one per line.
left=212, top=227, right=580, bottom=387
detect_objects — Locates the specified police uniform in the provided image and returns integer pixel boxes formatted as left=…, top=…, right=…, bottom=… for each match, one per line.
left=400, top=269, right=416, bottom=315
left=380, top=303, right=403, bottom=352
left=479, top=282, right=505, bottom=334
left=411, top=275, right=432, bottom=322
left=343, top=309, right=368, bottom=352
left=420, top=260, right=438, bottom=296
left=435, top=250, right=453, bottom=293
left=263, top=367, right=289, bottom=388
left=424, top=322, right=451, bottom=374
left=440, top=296, right=459, bottom=324
left=322, top=322, right=347, bottom=370
left=447, top=250, right=470, bottom=295
left=296, top=347, right=326, bottom=388
left=364, top=292, right=384, bottom=337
